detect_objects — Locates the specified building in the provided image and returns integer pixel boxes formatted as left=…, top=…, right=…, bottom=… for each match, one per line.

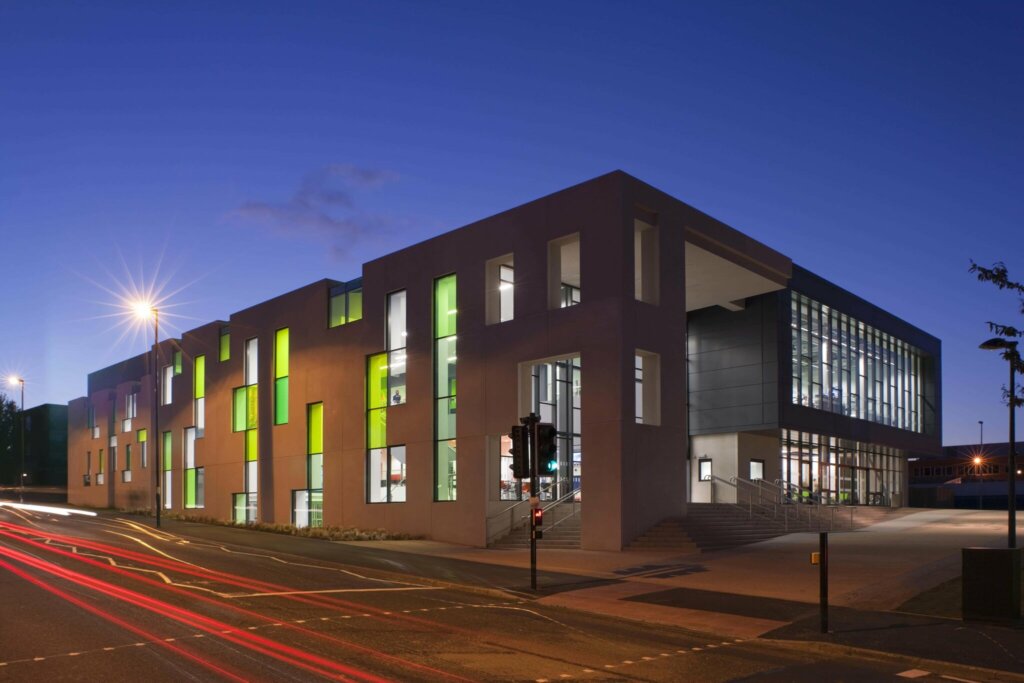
left=909, top=441, right=1023, bottom=508
left=2, top=403, right=68, bottom=490
left=67, top=172, right=941, bottom=550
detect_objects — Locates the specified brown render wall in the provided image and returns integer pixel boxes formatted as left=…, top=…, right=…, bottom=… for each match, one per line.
left=67, top=171, right=790, bottom=550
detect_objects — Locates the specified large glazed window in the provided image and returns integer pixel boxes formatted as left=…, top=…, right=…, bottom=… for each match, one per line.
left=790, top=292, right=928, bottom=433
left=781, top=429, right=904, bottom=506
left=434, top=274, right=457, bottom=501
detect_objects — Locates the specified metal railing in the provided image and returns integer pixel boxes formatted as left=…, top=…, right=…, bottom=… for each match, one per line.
left=485, top=481, right=557, bottom=545
left=542, top=488, right=581, bottom=533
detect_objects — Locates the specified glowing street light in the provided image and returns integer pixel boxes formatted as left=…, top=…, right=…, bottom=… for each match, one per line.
left=7, top=376, right=24, bottom=503
left=131, top=299, right=162, bottom=528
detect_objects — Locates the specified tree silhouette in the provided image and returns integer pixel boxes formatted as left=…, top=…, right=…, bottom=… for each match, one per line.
left=970, top=260, right=1024, bottom=407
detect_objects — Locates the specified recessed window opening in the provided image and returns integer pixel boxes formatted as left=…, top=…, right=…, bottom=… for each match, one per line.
left=634, top=350, right=661, bottom=425
left=548, top=233, right=581, bottom=309
left=634, top=215, right=659, bottom=305
left=698, top=458, right=712, bottom=481
left=750, top=459, right=765, bottom=481
left=387, top=291, right=407, bottom=405
left=485, top=254, right=514, bottom=324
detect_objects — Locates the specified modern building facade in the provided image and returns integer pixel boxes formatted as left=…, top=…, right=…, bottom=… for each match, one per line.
left=67, top=172, right=941, bottom=550
left=2, top=403, right=68, bottom=489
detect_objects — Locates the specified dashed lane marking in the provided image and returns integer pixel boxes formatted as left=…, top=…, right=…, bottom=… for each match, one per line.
left=897, top=671, right=932, bottom=679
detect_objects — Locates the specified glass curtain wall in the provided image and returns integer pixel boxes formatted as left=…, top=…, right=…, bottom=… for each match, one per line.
left=781, top=429, right=904, bottom=506
left=790, top=292, right=927, bottom=433
left=529, top=356, right=581, bottom=501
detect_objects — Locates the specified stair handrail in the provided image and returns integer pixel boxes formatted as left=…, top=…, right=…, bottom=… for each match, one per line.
left=543, top=487, right=581, bottom=532
left=485, top=480, right=558, bottom=545
left=730, top=476, right=794, bottom=529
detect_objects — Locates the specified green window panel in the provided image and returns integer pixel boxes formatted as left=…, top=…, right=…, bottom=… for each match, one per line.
left=275, top=328, right=289, bottom=378
left=246, top=385, right=258, bottom=430
left=174, top=350, right=183, bottom=375
left=436, top=398, right=457, bottom=440
left=307, top=402, right=323, bottom=455
left=194, top=355, right=205, bottom=399
left=367, top=408, right=387, bottom=449
left=219, top=332, right=231, bottom=362
left=436, top=336, right=457, bottom=398
left=274, top=377, right=288, bottom=425
left=309, top=452, right=323, bottom=490
left=245, top=429, right=258, bottom=462
left=233, top=387, right=246, bottom=432
left=162, top=431, right=172, bottom=471
left=185, top=468, right=196, bottom=508
left=329, top=293, right=346, bottom=327
left=434, top=275, right=457, bottom=338
left=435, top=440, right=457, bottom=501
left=367, top=353, right=389, bottom=410
left=137, top=428, right=147, bottom=443
left=348, top=289, right=363, bottom=322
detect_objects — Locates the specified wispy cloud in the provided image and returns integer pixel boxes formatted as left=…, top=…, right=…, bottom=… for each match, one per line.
left=233, top=164, right=399, bottom=255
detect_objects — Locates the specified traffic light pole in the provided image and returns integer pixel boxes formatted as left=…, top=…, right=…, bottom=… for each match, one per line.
left=523, top=413, right=540, bottom=591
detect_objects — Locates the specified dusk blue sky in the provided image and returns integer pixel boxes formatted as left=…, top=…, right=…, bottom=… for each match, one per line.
left=1, top=1, right=1021, bottom=446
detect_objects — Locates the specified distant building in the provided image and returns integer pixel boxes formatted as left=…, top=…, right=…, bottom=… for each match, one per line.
left=66, top=172, right=941, bottom=549
left=909, top=441, right=1024, bottom=508
left=2, top=403, right=68, bottom=488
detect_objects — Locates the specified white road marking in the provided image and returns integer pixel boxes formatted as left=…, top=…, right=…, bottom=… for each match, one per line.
left=227, top=586, right=442, bottom=598
left=897, top=671, right=932, bottom=679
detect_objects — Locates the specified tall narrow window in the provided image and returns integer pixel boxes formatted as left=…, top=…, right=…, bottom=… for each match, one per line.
left=174, top=350, right=183, bottom=375
left=548, top=234, right=581, bottom=309
left=367, top=352, right=388, bottom=449
left=161, top=365, right=173, bottom=405
left=194, top=355, right=205, bottom=437
left=183, top=427, right=200, bottom=508
left=97, top=447, right=105, bottom=485
left=245, top=338, right=258, bottom=386
left=137, top=428, right=148, bottom=469
left=485, top=254, right=514, bottom=324
left=387, top=291, right=407, bottom=405
left=162, top=431, right=172, bottom=508
left=634, top=350, right=661, bottom=425
left=274, top=328, right=289, bottom=425
left=235, top=336, right=259, bottom=521
left=296, top=402, right=324, bottom=528
left=123, top=392, right=137, bottom=432
left=634, top=217, right=659, bottom=305
left=219, top=327, right=231, bottom=362
left=434, top=274, right=457, bottom=501
left=122, top=443, right=132, bottom=483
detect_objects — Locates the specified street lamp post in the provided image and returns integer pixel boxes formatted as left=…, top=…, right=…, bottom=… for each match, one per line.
left=133, top=301, right=161, bottom=528
left=979, top=337, right=1019, bottom=549
left=7, top=377, right=25, bottom=502
left=974, top=455, right=984, bottom=510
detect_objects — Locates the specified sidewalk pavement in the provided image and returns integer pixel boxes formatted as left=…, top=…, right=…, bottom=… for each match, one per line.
left=146, top=509, right=1024, bottom=676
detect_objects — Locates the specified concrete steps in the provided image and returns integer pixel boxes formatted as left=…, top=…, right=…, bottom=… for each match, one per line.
left=637, top=503, right=910, bottom=553
left=489, top=508, right=581, bottom=550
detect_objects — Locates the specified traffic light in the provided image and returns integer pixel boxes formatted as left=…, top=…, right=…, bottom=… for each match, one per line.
left=536, top=423, right=558, bottom=475
left=531, top=507, right=544, bottom=539
left=509, top=425, right=528, bottom=479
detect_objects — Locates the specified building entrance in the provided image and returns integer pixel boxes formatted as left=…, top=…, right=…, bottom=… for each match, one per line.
left=782, top=430, right=902, bottom=506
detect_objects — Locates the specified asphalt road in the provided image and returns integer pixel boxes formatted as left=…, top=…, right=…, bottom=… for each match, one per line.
left=0, top=506, right=1007, bottom=682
